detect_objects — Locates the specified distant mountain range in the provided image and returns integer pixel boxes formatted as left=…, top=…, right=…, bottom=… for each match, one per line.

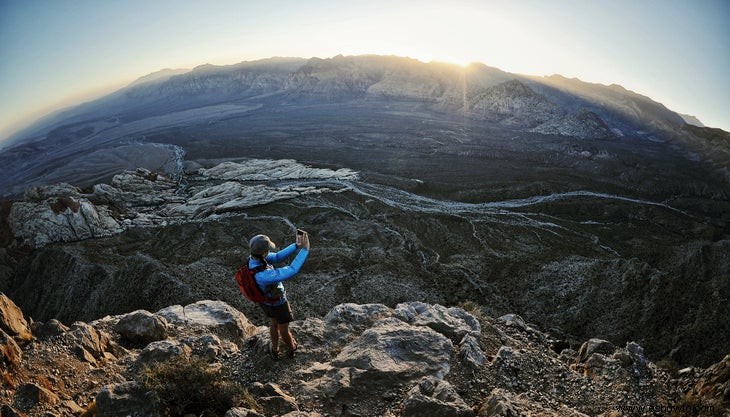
left=3, top=54, right=700, bottom=146
left=1, top=54, right=728, bottom=196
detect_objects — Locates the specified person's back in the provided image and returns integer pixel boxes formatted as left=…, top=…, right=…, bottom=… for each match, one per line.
left=248, top=231, right=310, bottom=359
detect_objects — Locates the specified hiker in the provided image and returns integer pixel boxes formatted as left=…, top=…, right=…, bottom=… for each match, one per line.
left=248, top=231, right=310, bottom=359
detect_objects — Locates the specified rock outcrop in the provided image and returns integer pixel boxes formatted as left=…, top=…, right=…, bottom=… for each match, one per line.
left=6, top=159, right=357, bottom=248
left=0, top=292, right=727, bottom=417
left=0, top=293, right=31, bottom=341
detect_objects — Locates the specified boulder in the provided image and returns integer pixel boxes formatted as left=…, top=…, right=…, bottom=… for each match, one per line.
left=157, top=300, right=256, bottom=341
left=95, top=381, right=161, bottom=417
left=0, top=293, right=31, bottom=341
left=250, top=382, right=299, bottom=415
left=577, top=338, right=615, bottom=363
left=8, top=197, right=122, bottom=248
left=625, top=342, right=649, bottom=377
left=64, top=322, right=113, bottom=361
left=331, top=318, right=453, bottom=379
left=460, top=333, right=487, bottom=369
left=402, top=377, right=474, bottom=417
left=0, top=329, right=22, bottom=370
left=394, top=302, right=481, bottom=342
left=496, top=314, right=526, bottom=332
left=135, top=340, right=191, bottom=369
left=323, top=303, right=394, bottom=332
left=31, top=319, right=70, bottom=340
left=300, top=317, right=453, bottom=406
left=114, top=310, right=168, bottom=345
left=13, top=383, right=59, bottom=410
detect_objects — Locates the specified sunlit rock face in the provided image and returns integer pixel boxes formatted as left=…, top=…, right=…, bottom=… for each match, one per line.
left=7, top=160, right=357, bottom=248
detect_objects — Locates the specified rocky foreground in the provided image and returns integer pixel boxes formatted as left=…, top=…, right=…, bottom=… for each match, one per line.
left=1, top=293, right=727, bottom=417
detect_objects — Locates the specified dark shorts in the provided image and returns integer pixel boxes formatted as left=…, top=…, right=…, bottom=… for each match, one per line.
left=259, top=300, right=294, bottom=324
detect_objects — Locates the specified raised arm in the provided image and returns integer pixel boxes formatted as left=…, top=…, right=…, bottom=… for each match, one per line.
left=266, top=243, right=298, bottom=263
left=256, top=248, right=309, bottom=285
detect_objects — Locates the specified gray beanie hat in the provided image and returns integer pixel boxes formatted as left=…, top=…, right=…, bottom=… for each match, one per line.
left=249, top=234, right=276, bottom=255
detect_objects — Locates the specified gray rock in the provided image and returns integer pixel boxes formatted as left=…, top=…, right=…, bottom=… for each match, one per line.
left=460, top=333, right=487, bottom=369
left=135, top=339, right=191, bottom=369
left=114, top=310, right=168, bottom=345
left=331, top=318, right=453, bottom=379
left=158, top=300, right=256, bottom=341
left=23, top=183, right=82, bottom=201
left=111, top=168, right=179, bottom=207
left=625, top=341, right=650, bottom=377
left=395, top=302, right=481, bottom=342
left=402, top=377, right=474, bottom=417
left=96, top=381, right=161, bottom=417
left=496, top=314, right=526, bottom=331
left=323, top=303, right=394, bottom=331
left=300, top=317, right=453, bottom=406
left=0, top=293, right=31, bottom=341
left=577, top=338, right=615, bottom=363
left=8, top=196, right=122, bottom=247
left=494, top=346, right=514, bottom=361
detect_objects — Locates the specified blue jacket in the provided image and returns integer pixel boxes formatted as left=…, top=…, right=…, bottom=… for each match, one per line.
left=248, top=243, right=309, bottom=306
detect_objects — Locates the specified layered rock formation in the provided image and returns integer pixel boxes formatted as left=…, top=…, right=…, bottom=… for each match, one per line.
left=6, top=159, right=356, bottom=248
left=2, top=293, right=726, bottom=417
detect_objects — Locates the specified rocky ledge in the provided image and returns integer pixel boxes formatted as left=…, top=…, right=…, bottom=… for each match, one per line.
left=1, top=293, right=727, bottom=417
left=6, top=159, right=357, bottom=248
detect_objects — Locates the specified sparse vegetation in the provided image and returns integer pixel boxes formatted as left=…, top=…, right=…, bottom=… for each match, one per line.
left=136, top=356, right=257, bottom=417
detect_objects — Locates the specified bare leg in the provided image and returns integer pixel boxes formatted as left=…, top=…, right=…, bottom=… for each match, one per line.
left=278, top=323, right=296, bottom=351
left=269, top=318, right=280, bottom=352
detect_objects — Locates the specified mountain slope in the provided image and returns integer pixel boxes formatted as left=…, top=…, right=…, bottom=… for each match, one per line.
left=4, top=54, right=721, bottom=197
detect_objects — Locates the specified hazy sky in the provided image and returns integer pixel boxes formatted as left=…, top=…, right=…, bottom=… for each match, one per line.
left=1, top=0, right=728, bottom=141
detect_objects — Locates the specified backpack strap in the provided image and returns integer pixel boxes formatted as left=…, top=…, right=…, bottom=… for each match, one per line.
left=249, top=261, right=281, bottom=303
left=250, top=264, right=268, bottom=275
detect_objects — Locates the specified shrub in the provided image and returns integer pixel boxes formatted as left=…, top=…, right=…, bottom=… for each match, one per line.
left=136, top=356, right=257, bottom=416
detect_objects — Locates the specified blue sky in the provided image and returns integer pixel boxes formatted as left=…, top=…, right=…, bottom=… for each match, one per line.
left=0, top=0, right=728, bottom=140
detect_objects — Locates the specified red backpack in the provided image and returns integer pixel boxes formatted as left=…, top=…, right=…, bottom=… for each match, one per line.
left=235, top=263, right=279, bottom=303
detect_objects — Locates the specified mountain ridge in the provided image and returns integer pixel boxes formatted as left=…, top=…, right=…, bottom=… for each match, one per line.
left=2, top=54, right=700, bottom=147
left=4, top=54, right=728, bottom=197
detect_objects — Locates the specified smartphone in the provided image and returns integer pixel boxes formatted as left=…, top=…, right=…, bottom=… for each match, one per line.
left=296, top=228, right=304, bottom=246
left=296, top=229, right=305, bottom=236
